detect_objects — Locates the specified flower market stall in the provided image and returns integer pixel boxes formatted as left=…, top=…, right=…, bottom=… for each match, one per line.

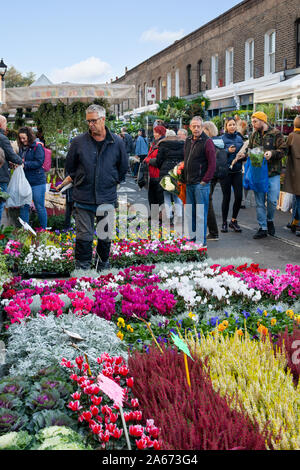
left=0, top=219, right=299, bottom=451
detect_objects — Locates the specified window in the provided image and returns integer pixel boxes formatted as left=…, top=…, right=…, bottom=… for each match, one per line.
left=264, top=30, right=276, bottom=75
left=197, top=60, right=203, bottom=92
left=175, top=69, right=180, bottom=97
left=211, top=55, right=218, bottom=88
left=167, top=73, right=172, bottom=99
left=138, top=85, right=142, bottom=108
left=158, top=77, right=163, bottom=101
left=144, top=83, right=148, bottom=106
left=225, top=48, right=234, bottom=85
left=245, top=39, right=254, bottom=80
left=186, top=64, right=191, bottom=95
left=297, top=20, right=300, bottom=67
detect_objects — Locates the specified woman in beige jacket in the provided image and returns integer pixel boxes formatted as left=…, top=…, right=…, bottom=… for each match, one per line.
left=283, top=116, right=300, bottom=236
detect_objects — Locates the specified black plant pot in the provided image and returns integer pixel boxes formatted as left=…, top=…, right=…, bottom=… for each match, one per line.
left=21, top=272, right=71, bottom=279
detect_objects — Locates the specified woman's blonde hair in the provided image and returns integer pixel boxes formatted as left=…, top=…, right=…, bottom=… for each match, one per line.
left=203, top=121, right=218, bottom=137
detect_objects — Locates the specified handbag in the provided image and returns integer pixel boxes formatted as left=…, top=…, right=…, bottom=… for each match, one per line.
left=243, top=157, right=269, bottom=193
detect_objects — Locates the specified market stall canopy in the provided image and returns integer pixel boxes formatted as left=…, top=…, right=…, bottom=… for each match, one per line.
left=5, top=82, right=136, bottom=107
left=254, top=74, right=300, bottom=104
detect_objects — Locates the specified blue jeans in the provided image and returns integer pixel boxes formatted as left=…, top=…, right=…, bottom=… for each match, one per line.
left=0, top=182, right=8, bottom=224
left=20, top=184, right=47, bottom=229
left=163, top=191, right=183, bottom=219
left=185, top=182, right=210, bottom=245
left=254, top=175, right=280, bottom=230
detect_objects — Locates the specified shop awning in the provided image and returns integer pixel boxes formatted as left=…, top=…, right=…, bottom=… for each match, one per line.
left=4, top=83, right=136, bottom=108
left=254, top=74, right=300, bottom=104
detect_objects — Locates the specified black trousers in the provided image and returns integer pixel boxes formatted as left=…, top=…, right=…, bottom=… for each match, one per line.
left=220, top=171, right=243, bottom=223
left=148, top=178, right=164, bottom=207
left=207, top=180, right=218, bottom=237
left=74, top=206, right=112, bottom=268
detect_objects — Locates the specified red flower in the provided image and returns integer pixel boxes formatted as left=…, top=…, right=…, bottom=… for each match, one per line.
left=100, top=431, right=110, bottom=443
left=90, top=405, right=99, bottom=417
left=111, top=428, right=123, bottom=439
left=81, top=411, right=92, bottom=422
left=68, top=400, right=82, bottom=411
left=90, top=423, right=102, bottom=435
left=71, top=392, right=81, bottom=400
left=91, top=395, right=102, bottom=406
left=129, top=425, right=144, bottom=437
left=126, top=377, right=134, bottom=388
left=135, top=437, right=148, bottom=449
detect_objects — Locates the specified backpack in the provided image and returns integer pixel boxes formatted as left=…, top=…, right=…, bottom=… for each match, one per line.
left=34, top=142, right=52, bottom=172
left=213, top=146, right=228, bottom=180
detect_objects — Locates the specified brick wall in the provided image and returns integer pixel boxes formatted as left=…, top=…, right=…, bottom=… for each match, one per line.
left=115, top=0, right=300, bottom=109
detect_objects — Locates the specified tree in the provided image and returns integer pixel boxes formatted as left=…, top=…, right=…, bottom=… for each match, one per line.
left=5, top=66, right=35, bottom=88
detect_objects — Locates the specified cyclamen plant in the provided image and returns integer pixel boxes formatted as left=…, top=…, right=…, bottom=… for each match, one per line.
left=61, top=353, right=162, bottom=450
left=18, top=244, right=74, bottom=275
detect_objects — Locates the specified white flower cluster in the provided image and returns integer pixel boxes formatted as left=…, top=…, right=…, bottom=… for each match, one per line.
left=156, top=262, right=262, bottom=306
left=23, top=245, right=63, bottom=265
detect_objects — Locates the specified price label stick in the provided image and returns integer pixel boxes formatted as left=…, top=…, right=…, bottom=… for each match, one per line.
left=132, top=314, right=164, bottom=354
left=170, top=332, right=194, bottom=389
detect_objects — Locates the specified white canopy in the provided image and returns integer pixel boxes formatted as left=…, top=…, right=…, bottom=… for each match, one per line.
left=254, top=74, right=300, bottom=104
left=5, top=82, right=136, bottom=108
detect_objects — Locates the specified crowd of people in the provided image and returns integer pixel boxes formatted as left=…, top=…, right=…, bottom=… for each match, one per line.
left=0, top=105, right=299, bottom=271
left=124, top=111, right=299, bottom=247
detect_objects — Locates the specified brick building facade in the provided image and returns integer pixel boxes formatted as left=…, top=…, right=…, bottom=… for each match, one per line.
left=114, top=0, right=300, bottom=115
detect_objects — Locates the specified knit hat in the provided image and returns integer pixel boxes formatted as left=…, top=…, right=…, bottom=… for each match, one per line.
left=294, top=115, right=300, bottom=129
left=252, top=111, right=268, bottom=124
left=154, top=125, right=167, bottom=137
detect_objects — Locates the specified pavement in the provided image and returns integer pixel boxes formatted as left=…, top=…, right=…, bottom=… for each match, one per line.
left=117, top=175, right=300, bottom=271
left=2, top=174, right=299, bottom=272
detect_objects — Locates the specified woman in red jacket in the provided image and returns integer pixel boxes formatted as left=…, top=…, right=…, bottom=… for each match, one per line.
left=144, top=126, right=166, bottom=217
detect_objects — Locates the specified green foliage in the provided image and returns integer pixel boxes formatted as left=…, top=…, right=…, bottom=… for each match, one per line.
left=0, top=431, right=33, bottom=450
left=33, top=426, right=92, bottom=450
left=5, top=67, right=35, bottom=89
left=33, top=99, right=112, bottom=149
left=156, top=96, right=210, bottom=125
left=5, top=313, right=127, bottom=376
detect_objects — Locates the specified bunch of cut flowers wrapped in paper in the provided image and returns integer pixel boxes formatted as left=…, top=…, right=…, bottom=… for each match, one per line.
left=160, top=162, right=185, bottom=202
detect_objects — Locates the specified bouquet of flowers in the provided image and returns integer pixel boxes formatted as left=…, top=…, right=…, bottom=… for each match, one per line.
left=160, top=162, right=185, bottom=201
left=249, top=147, right=265, bottom=167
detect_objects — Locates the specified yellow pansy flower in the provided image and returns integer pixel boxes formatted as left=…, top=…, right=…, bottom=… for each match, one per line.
left=117, top=331, right=124, bottom=341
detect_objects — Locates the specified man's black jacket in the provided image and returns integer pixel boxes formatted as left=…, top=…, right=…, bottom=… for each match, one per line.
left=0, top=129, right=22, bottom=183
left=65, top=128, right=128, bottom=205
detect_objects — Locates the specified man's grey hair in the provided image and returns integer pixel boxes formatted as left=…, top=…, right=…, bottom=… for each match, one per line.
left=203, top=121, right=218, bottom=137
left=86, top=104, right=106, bottom=118
left=0, top=115, right=7, bottom=127
left=190, top=116, right=203, bottom=125
left=177, top=128, right=188, bottom=136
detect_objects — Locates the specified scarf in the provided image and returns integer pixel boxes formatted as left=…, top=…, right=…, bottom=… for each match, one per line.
left=294, top=128, right=300, bottom=132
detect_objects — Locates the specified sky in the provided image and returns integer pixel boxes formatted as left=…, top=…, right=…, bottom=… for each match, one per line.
left=2, top=0, right=242, bottom=85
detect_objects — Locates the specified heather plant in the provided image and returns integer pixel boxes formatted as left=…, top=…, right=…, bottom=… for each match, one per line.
left=188, top=330, right=300, bottom=450
left=5, top=313, right=127, bottom=376
left=128, top=345, right=272, bottom=450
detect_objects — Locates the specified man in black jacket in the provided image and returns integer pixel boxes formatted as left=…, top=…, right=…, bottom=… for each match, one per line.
left=0, top=115, right=22, bottom=222
left=65, top=105, right=128, bottom=271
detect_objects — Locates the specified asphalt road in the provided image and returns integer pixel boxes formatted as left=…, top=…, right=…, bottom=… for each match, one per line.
left=118, top=175, right=300, bottom=271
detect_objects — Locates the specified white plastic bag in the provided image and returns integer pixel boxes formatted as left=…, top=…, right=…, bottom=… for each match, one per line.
left=5, top=166, right=32, bottom=208
left=281, top=192, right=293, bottom=212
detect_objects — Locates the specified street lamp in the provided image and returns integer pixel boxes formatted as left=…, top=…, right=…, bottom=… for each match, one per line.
left=0, top=58, right=7, bottom=107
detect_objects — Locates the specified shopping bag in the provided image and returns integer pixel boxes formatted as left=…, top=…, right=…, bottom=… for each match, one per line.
left=6, top=166, right=32, bottom=208
left=243, top=157, right=269, bottom=193
left=137, top=161, right=148, bottom=189
left=281, top=192, right=294, bottom=212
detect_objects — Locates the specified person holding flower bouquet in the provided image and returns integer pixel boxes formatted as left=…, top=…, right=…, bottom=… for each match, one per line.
left=248, top=111, right=286, bottom=239
left=150, top=129, right=184, bottom=226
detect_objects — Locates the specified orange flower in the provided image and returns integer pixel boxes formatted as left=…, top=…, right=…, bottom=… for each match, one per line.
left=222, top=320, right=229, bottom=327
left=218, top=324, right=226, bottom=332
left=271, top=318, right=277, bottom=326
left=257, top=324, right=268, bottom=336
left=236, top=329, right=243, bottom=336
